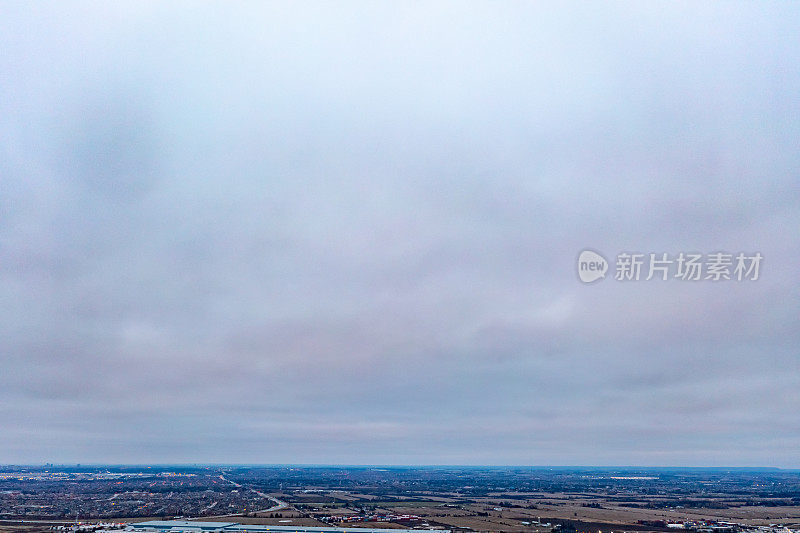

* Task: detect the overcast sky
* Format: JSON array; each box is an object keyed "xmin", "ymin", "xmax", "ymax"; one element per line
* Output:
[{"xmin": 1, "ymin": 2, "xmax": 799, "ymax": 467}]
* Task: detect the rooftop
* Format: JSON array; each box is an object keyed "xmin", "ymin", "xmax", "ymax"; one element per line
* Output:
[{"xmin": 128, "ymin": 520, "xmax": 450, "ymax": 533}]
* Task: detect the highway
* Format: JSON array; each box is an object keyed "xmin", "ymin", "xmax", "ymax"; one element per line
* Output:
[{"xmin": 210, "ymin": 475, "xmax": 288, "ymax": 516}]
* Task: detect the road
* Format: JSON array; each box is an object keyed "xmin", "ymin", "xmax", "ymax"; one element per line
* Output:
[{"xmin": 206, "ymin": 475, "xmax": 288, "ymax": 517}]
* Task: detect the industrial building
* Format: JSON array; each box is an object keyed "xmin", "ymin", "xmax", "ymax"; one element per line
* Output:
[{"xmin": 127, "ymin": 520, "xmax": 450, "ymax": 533}]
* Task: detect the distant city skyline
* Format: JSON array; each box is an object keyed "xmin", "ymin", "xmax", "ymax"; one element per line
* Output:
[
  {"xmin": 1, "ymin": 2, "xmax": 799, "ymax": 466},
  {"xmin": 4, "ymin": 464, "xmax": 800, "ymax": 471}
]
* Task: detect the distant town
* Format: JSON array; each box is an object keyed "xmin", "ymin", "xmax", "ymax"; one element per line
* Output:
[{"xmin": 1, "ymin": 467, "xmax": 800, "ymax": 533}]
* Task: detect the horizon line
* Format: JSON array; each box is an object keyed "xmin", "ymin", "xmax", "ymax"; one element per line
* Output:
[{"xmin": 2, "ymin": 463, "xmax": 797, "ymax": 471}]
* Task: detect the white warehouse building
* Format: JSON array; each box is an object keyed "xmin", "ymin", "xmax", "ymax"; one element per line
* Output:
[{"xmin": 126, "ymin": 520, "xmax": 450, "ymax": 533}]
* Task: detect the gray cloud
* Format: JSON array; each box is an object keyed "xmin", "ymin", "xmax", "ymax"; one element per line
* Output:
[{"xmin": 1, "ymin": 2, "xmax": 799, "ymax": 466}]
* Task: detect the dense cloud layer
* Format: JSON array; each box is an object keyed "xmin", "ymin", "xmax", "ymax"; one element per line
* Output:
[{"xmin": 1, "ymin": 2, "xmax": 799, "ymax": 466}]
